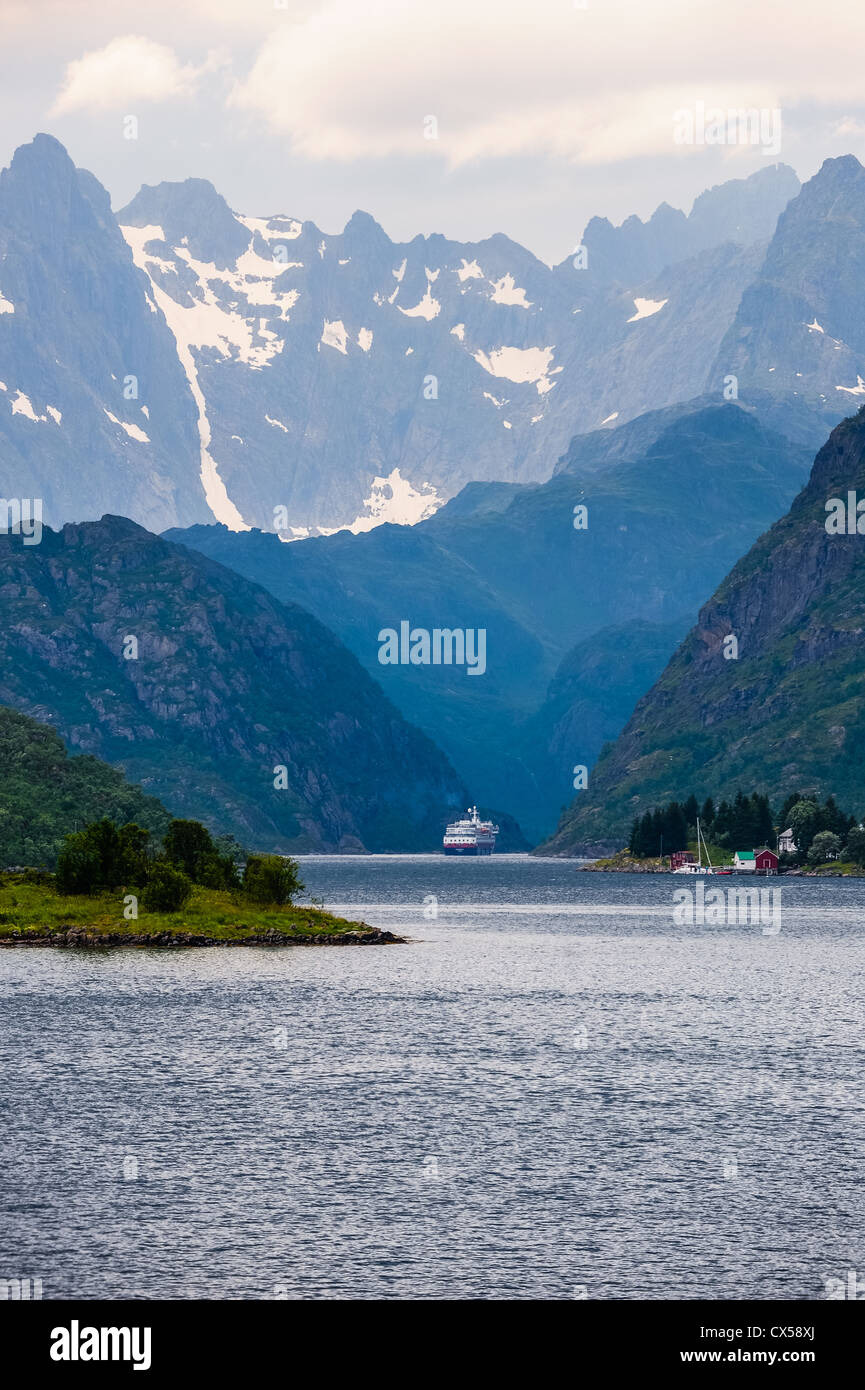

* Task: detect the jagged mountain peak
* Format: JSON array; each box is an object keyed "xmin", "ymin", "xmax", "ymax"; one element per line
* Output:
[
  {"xmin": 0, "ymin": 133, "xmax": 110, "ymax": 241},
  {"xmin": 117, "ymin": 177, "xmax": 251, "ymax": 268},
  {"xmin": 4, "ymin": 132, "xmax": 73, "ymax": 178}
]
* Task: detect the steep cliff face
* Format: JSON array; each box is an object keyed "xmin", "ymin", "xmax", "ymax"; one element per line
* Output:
[
  {"xmin": 710, "ymin": 156, "xmax": 865, "ymax": 406},
  {"xmin": 0, "ymin": 517, "xmax": 470, "ymax": 851},
  {"xmin": 540, "ymin": 407, "xmax": 865, "ymax": 852},
  {"xmin": 0, "ymin": 135, "xmax": 205, "ymax": 532}
]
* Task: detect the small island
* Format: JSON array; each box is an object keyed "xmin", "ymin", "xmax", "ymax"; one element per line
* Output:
[{"xmin": 0, "ymin": 816, "xmax": 403, "ymax": 948}]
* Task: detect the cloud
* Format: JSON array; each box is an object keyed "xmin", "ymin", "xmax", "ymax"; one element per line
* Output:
[
  {"xmin": 51, "ymin": 35, "xmax": 208, "ymax": 114},
  {"xmin": 227, "ymin": 0, "xmax": 865, "ymax": 166}
]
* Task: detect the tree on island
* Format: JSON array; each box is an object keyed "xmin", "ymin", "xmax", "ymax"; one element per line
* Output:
[{"xmin": 52, "ymin": 816, "xmax": 304, "ymax": 911}]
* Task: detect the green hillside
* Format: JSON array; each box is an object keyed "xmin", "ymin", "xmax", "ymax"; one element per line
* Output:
[
  {"xmin": 540, "ymin": 407, "xmax": 865, "ymax": 852},
  {"xmin": 0, "ymin": 705, "xmax": 170, "ymax": 868}
]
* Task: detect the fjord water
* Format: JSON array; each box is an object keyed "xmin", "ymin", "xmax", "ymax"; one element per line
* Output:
[{"xmin": 2, "ymin": 855, "xmax": 863, "ymax": 1301}]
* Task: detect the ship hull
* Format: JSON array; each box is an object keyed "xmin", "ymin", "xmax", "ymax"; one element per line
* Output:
[{"xmin": 443, "ymin": 845, "xmax": 494, "ymax": 856}]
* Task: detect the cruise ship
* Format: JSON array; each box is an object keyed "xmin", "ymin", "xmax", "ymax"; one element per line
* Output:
[{"xmin": 443, "ymin": 806, "xmax": 499, "ymax": 855}]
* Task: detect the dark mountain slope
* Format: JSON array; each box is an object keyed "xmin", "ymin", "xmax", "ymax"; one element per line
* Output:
[
  {"xmin": 0, "ymin": 517, "xmax": 472, "ymax": 852},
  {"xmin": 540, "ymin": 407, "xmax": 865, "ymax": 852}
]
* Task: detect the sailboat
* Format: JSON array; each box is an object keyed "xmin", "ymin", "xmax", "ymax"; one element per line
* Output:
[{"xmin": 672, "ymin": 818, "xmax": 732, "ymax": 874}]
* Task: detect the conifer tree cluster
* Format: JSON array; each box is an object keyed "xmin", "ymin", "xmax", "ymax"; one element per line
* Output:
[{"xmin": 626, "ymin": 790, "xmax": 856, "ymax": 859}]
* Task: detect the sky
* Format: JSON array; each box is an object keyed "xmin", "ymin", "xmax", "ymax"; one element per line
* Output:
[{"xmin": 1, "ymin": 0, "xmax": 864, "ymax": 263}]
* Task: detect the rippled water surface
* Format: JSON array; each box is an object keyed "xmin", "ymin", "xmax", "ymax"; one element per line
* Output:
[{"xmin": 2, "ymin": 855, "xmax": 864, "ymax": 1300}]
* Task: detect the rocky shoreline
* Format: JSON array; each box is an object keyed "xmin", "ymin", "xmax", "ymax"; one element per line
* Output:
[{"xmin": 0, "ymin": 926, "xmax": 406, "ymax": 949}]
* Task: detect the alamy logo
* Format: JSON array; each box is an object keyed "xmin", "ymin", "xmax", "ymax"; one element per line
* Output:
[
  {"xmin": 0, "ymin": 497, "xmax": 42, "ymax": 545},
  {"xmin": 378, "ymin": 622, "xmax": 486, "ymax": 675},
  {"xmin": 825, "ymin": 492, "xmax": 865, "ymax": 534},
  {"xmin": 673, "ymin": 101, "xmax": 782, "ymax": 155},
  {"xmin": 673, "ymin": 881, "xmax": 781, "ymax": 935},
  {"xmin": 50, "ymin": 1320, "xmax": 152, "ymax": 1371},
  {"xmin": 0, "ymin": 1276, "xmax": 42, "ymax": 1299},
  {"xmin": 824, "ymin": 1269, "xmax": 865, "ymax": 1299}
]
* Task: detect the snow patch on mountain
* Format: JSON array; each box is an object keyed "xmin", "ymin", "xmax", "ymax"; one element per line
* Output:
[
  {"xmin": 103, "ymin": 408, "xmax": 150, "ymax": 442},
  {"xmin": 472, "ymin": 344, "xmax": 557, "ymax": 394},
  {"xmin": 321, "ymin": 319, "xmax": 349, "ymax": 353},
  {"xmin": 489, "ymin": 274, "xmax": 533, "ymax": 307},
  {"xmin": 121, "ymin": 223, "xmax": 249, "ymax": 530},
  {"xmin": 457, "ymin": 259, "xmax": 483, "ymax": 281},
  {"xmin": 836, "ymin": 375, "xmax": 865, "ymax": 396},
  {"xmin": 266, "ymin": 414, "xmax": 289, "ymax": 432},
  {"xmin": 628, "ymin": 297, "xmax": 668, "ymax": 323},
  {"xmin": 398, "ymin": 285, "xmax": 441, "ymax": 321},
  {"xmin": 345, "ymin": 468, "xmax": 442, "ymax": 532},
  {"xmin": 9, "ymin": 390, "xmax": 43, "ymax": 421},
  {"xmin": 358, "ymin": 327, "xmax": 373, "ymax": 351},
  {"xmin": 0, "ymin": 292, "xmax": 14, "ymax": 314}
]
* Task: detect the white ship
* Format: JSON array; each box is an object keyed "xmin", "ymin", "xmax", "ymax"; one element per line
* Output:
[{"xmin": 443, "ymin": 806, "xmax": 499, "ymax": 856}]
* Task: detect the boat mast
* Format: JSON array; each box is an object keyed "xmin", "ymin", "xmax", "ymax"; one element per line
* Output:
[{"xmin": 699, "ymin": 818, "xmax": 714, "ymax": 872}]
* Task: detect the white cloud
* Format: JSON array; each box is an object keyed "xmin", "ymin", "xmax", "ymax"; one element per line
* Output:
[
  {"xmin": 226, "ymin": 0, "xmax": 865, "ymax": 166},
  {"xmin": 51, "ymin": 35, "xmax": 207, "ymax": 114}
]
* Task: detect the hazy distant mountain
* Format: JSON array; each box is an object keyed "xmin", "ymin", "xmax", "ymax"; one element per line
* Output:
[
  {"xmin": 709, "ymin": 156, "xmax": 865, "ymax": 408},
  {"xmin": 169, "ymin": 398, "xmax": 814, "ymax": 840},
  {"xmin": 540, "ymin": 406, "xmax": 865, "ymax": 854},
  {"xmin": 564, "ymin": 164, "xmax": 800, "ymax": 288},
  {"xmin": 0, "ymin": 135, "xmax": 203, "ymax": 533},
  {"xmin": 0, "ymin": 133, "xmax": 805, "ymax": 535},
  {"xmin": 0, "ymin": 515, "xmax": 480, "ymax": 852}
]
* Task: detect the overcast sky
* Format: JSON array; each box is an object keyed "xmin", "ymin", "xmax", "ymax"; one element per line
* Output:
[{"xmin": 1, "ymin": 0, "xmax": 864, "ymax": 263}]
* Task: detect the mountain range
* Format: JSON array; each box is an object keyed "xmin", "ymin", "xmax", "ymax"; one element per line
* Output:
[
  {"xmin": 5, "ymin": 135, "xmax": 865, "ymax": 848},
  {"xmin": 1, "ymin": 132, "xmax": 819, "ymax": 538},
  {"xmin": 168, "ymin": 396, "xmax": 816, "ymax": 840}
]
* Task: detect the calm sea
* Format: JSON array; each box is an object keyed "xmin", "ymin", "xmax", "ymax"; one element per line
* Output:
[{"xmin": 1, "ymin": 855, "xmax": 863, "ymax": 1300}]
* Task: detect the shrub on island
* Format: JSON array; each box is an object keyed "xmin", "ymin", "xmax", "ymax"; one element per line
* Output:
[
  {"xmin": 242, "ymin": 855, "xmax": 305, "ymax": 906},
  {"xmin": 142, "ymin": 863, "xmax": 193, "ymax": 913}
]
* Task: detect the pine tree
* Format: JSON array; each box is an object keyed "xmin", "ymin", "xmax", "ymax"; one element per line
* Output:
[
  {"xmin": 663, "ymin": 801, "xmax": 688, "ymax": 852},
  {"xmin": 636, "ymin": 811, "xmax": 653, "ymax": 858},
  {"xmin": 631, "ymin": 811, "xmax": 645, "ymax": 856}
]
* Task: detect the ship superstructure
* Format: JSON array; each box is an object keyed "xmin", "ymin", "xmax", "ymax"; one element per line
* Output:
[{"xmin": 443, "ymin": 806, "xmax": 499, "ymax": 855}]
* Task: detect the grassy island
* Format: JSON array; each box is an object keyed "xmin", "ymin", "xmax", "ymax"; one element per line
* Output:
[
  {"xmin": 0, "ymin": 813, "xmax": 402, "ymax": 947},
  {"xmin": 0, "ymin": 875, "xmax": 400, "ymax": 947}
]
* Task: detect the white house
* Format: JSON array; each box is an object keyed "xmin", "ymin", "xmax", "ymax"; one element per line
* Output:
[
  {"xmin": 777, "ymin": 828, "xmax": 796, "ymax": 855},
  {"xmin": 733, "ymin": 850, "xmax": 756, "ymax": 872}
]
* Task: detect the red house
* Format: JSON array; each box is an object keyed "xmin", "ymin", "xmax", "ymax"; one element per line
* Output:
[
  {"xmin": 670, "ymin": 850, "xmax": 696, "ymax": 869},
  {"xmin": 755, "ymin": 848, "xmax": 778, "ymax": 874}
]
